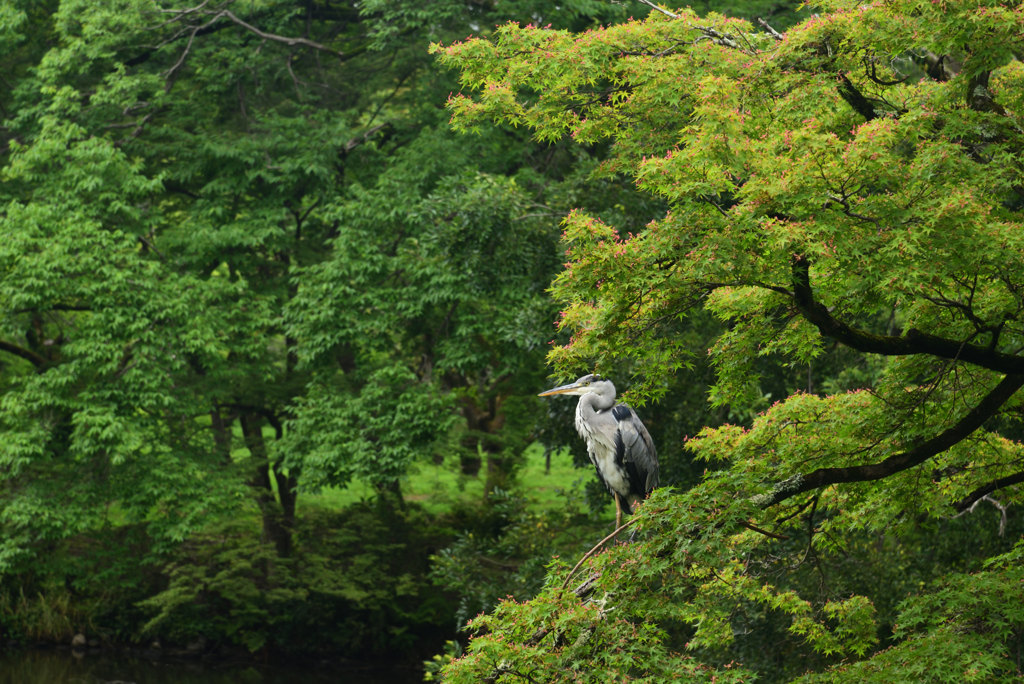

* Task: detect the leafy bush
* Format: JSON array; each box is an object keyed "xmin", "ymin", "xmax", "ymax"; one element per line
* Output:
[
  {"xmin": 0, "ymin": 587, "xmax": 89, "ymax": 644},
  {"xmin": 139, "ymin": 504, "xmax": 456, "ymax": 656}
]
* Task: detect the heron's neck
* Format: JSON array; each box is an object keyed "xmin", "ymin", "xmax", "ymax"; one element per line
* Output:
[{"xmin": 580, "ymin": 391, "xmax": 615, "ymax": 413}]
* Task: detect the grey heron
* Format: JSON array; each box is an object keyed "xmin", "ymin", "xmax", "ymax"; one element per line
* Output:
[{"xmin": 538, "ymin": 374, "xmax": 659, "ymax": 531}]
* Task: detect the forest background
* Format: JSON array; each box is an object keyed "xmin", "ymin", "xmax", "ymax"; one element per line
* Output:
[{"xmin": 0, "ymin": 0, "xmax": 1021, "ymax": 682}]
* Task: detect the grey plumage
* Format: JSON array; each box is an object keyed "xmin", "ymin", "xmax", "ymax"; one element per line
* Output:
[{"xmin": 539, "ymin": 374, "xmax": 659, "ymax": 527}]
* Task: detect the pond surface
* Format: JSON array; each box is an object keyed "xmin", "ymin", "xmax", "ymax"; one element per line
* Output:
[{"xmin": 0, "ymin": 649, "xmax": 423, "ymax": 684}]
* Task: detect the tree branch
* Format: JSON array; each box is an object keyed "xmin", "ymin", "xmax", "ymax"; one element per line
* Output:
[
  {"xmin": 0, "ymin": 340, "xmax": 48, "ymax": 369},
  {"xmin": 738, "ymin": 521, "xmax": 790, "ymax": 540},
  {"xmin": 218, "ymin": 403, "xmax": 283, "ymax": 440},
  {"xmin": 754, "ymin": 372, "xmax": 1024, "ymax": 508},
  {"xmin": 790, "ymin": 256, "xmax": 1024, "ymax": 374},
  {"xmin": 161, "ymin": 14, "xmax": 222, "ymax": 90},
  {"xmin": 220, "ymin": 10, "xmax": 346, "ymax": 58},
  {"xmin": 14, "ymin": 305, "xmax": 90, "ymax": 313},
  {"xmin": 635, "ymin": 0, "xmax": 680, "ymax": 19},
  {"xmin": 757, "ymin": 18, "xmax": 784, "ymax": 41},
  {"xmin": 836, "ymin": 72, "xmax": 878, "ymax": 121},
  {"xmin": 954, "ymin": 470, "xmax": 1024, "ymax": 513},
  {"xmin": 343, "ymin": 122, "xmax": 390, "ymax": 153},
  {"xmin": 562, "ymin": 519, "xmax": 635, "ymax": 589},
  {"xmin": 138, "ymin": 235, "xmax": 166, "ymax": 260}
]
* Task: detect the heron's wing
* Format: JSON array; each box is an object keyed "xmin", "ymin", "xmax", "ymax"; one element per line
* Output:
[
  {"xmin": 611, "ymin": 404, "xmax": 660, "ymax": 495},
  {"xmin": 588, "ymin": 443, "xmax": 614, "ymax": 495},
  {"xmin": 577, "ymin": 424, "xmax": 612, "ymax": 495}
]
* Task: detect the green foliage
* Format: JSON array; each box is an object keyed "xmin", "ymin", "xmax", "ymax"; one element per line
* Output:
[
  {"xmin": 801, "ymin": 551, "xmax": 1024, "ymax": 683},
  {"xmin": 138, "ymin": 504, "xmax": 455, "ymax": 655},
  {"xmin": 430, "ymin": 486, "xmax": 606, "ymax": 627},
  {"xmin": 0, "ymin": 587, "xmax": 90, "ymax": 644},
  {"xmin": 285, "ymin": 367, "xmax": 455, "ymax": 491},
  {"xmin": 424, "ymin": 640, "xmax": 464, "ymax": 682}
]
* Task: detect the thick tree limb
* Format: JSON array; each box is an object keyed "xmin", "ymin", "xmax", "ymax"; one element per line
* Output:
[
  {"xmin": 219, "ymin": 403, "xmax": 283, "ymax": 439},
  {"xmin": 790, "ymin": 256, "xmax": 1024, "ymax": 375},
  {"xmin": 967, "ymin": 71, "xmax": 1005, "ymax": 115},
  {"xmin": 0, "ymin": 340, "xmax": 48, "ymax": 369},
  {"xmin": 954, "ymin": 471, "xmax": 1024, "ymax": 513},
  {"xmin": 837, "ymin": 72, "xmax": 878, "ymax": 121},
  {"xmin": 754, "ymin": 372, "xmax": 1024, "ymax": 508}
]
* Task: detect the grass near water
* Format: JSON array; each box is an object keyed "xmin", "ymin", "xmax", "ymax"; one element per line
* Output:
[{"xmin": 299, "ymin": 443, "xmax": 612, "ymax": 517}]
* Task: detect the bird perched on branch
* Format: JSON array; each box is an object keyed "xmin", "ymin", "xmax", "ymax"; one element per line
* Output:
[{"xmin": 539, "ymin": 374, "xmax": 659, "ymax": 531}]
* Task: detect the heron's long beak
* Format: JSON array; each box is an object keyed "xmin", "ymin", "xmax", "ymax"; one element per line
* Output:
[{"xmin": 538, "ymin": 382, "xmax": 584, "ymax": 397}]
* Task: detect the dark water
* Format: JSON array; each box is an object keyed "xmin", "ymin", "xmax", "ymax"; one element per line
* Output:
[{"xmin": 0, "ymin": 649, "xmax": 423, "ymax": 684}]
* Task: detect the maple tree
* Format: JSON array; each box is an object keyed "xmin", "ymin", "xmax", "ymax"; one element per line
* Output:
[{"xmin": 435, "ymin": 0, "xmax": 1024, "ymax": 681}]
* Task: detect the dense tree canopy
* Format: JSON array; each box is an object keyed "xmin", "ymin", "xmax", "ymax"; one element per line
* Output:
[
  {"xmin": 0, "ymin": 0, "xmax": 628, "ymax": 567},
  {"xmin": 0, "ymin": 0, "xmax": 658, "ymax": 653},
  {"xmin": 435, "ymin": 0, "xmax": 1024, "ymax": 681}
]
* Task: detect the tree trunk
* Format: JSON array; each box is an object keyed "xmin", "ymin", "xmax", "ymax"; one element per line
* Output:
[
  {"xmin": 240, "ymin": 412, "xmax": 293, "ymax": 559},
  {"xmin": 272, "ymin": 465, "xmax": 298, "ymax": 537},
  {"xmin": 485, "ymin": 452, "xmax": 511, "ymax": 495},
  {"xmin": 459, "ymin": 396, "xmax": 512, "ymax": 498},
  {"xmin": 376, "ymin": 477, "xmax": 406, "ymax": 511},
  {"xmin": 210, "ymin": 408, "xmax": 233, "ymax": 464}
]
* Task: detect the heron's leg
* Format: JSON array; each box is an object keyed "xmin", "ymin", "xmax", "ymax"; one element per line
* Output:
[
  {"xmin": 625, "ymin": 495, "xmax": 640, "ymax": 543},
  {"xmin": 614, "ymin": 492, "xmax": 623, "ymax": 535}
]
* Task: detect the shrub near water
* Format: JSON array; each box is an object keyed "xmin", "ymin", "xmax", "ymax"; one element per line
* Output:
[
  {"xmin": 0, "ymin": 588, "xmax": 89, "ymax": 644},
  {"xmin": 0, "ymin": 503, "xmax": 456, "ymax": 657},
  {"xmin": 139, "ymin": 504, "xmax": 455, "ymax": 656}
]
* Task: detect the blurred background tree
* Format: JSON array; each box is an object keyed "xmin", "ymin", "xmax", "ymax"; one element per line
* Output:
[{"xmin": 0, "ymin": 0, "xmax": 663, "ymax": 658}]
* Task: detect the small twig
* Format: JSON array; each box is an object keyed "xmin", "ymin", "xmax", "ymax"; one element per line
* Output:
[
  {"xmin": 790, "ymin": 495, "xmax": 819, "ymax": 570},
  {"xmin": 286, "ymin": 51, "xmax": 304, "ymax": 98},
  {"xmin": 477, "ymin": 555, "xmax": 521, "ymax": 570},
  {"xmin": 701, "ymin": 195, "xmax": 729, "ymax": 217},
  {"xmin": 343, "ymin": 122, "xmax": 389, "ymax": 153},
  {"xmin": 162, "ymin": 13, "xmax": 222, "ymax": 89},
  {"xmin": 137, "ymin": 235, "xmax": 166, "ymax": 260},
  {"xmin": 738, "ymin": 521, "xmax": 790, "ymax": 540},
  {"xmin": 825, "ymin": 193, "xmax": 880, "ymax": 227},
  {"xmin": 863, "ymin": 57, "xmax": 910, "ymax": 86},
  {"xmin": 513, "ymin": 212, "xmax": 561, "ymax": 222},
  {"xmin": 774, "ymin": 497, "xmax": 815, "ymax": 525},
  {"xmin": 115, "ymin": 358, "xmax": 139, "ymax": 378},
  {"xmin": 129, "ymin": 111, "xmax": 156, "ymax": 139},
  {"xmin": 709, "ymin": 567, "xmax": 735, "ymax": 588},
  {"xmin": 147, "ymin": 0, "xmax": 213, "ymax": 30},
  {"xmin": 561, "ymin": 519, "xmax": 635, "ymax": 589}
]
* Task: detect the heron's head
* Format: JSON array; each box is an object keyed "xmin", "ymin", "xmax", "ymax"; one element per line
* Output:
[{"xmin": 538, "ymin": 374, "xmax": 615, "ymax": 399}]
